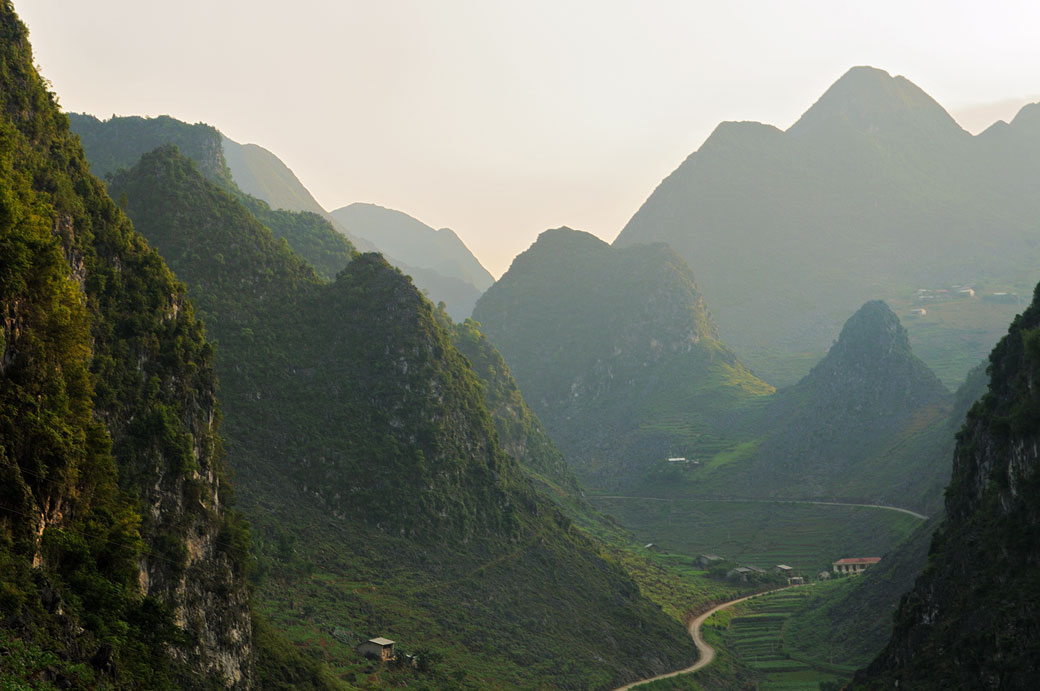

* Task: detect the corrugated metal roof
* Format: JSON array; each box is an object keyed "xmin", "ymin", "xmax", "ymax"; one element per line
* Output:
[{"xmin": 368, "ymin": 637, "xmax": 395, "ymax": 646}]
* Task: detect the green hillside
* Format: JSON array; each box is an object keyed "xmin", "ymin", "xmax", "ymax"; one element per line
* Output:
[
  {"xmin": 107, "ymin": 146, "xmax": 699, "ymax": 689},
  {"xmin": 472, "ymin": 227, "xmax": 773, "ymax": 489},
  {"xmin": 222, "ymin": 137, "xmax": 330, "ymax": 216},
  {"xmin": 691, "ymin": 301, "xmax": 952, "ymax": 514},
  {"xmin": 617, "ymin": 66, "xmax": 1040, "ymax": 386}
]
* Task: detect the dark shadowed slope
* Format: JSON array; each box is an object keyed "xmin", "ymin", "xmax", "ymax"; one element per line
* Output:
[
  {"xmin": 1, "ymin": 6, "xmax": 253, "ymax": 686},
  {"xmin": 854, "ymin": 282, "xmax": 1040, "ymax": 689},
  {"xmin": 108, "ymin": 147, "xmax": 698, "ymax": 689}
]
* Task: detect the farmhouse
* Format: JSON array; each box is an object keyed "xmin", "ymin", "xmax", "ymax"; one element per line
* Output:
[
  {"xmin": 726, "ymin": 566, "xmax": 753, "ymax": 582},
  {"xmin": 357, "ymin": 637, "xmax": 395, "ymax": 661},
  {"xmin": 832, "ymin": 557, "xmax": 881, "ymax": 575},
  {"xmin": 773, "ymin": 564, "xmax": 793, "ymax": 575},
  {"xmin": 697, "ymin": 554, "xmax": 724, "ymax": 567},
  {"xmin": 787, "ymin": 576, "xmax": 805, "ymax": 585}
]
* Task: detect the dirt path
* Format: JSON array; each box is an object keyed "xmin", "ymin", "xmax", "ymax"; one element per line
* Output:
[
  {"xmin": 613, "ymin": 588, "xmax": 788, "ymax": 690},
  {"xmin": 593, "ymin": 495, "xmax": 928, "ymax": 520}
]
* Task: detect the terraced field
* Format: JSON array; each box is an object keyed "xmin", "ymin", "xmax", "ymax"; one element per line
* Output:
[
  {"xmin": 589, "ymin": 496, "xmax": 921, "ymax": 575},
  {"xmin": 710, "ymin": 587, "xmax": 850, "ymax": 689}
]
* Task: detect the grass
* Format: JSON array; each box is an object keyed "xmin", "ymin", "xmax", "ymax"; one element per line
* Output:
[
  {"xmin": 889, "ymin": 293, "xmax": 1021, "ymax": 389},
  {"xmin": 705, "ymin": 440, "xmax": 760, "ymax": 470},
  {"xmin": 587, "ymin": 497, "xmax": 921, "ymax": 577}
]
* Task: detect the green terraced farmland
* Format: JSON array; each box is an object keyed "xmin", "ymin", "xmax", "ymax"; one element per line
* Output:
[
  {"xmin": 589, "ymin": 496, "xmax": 922, "ymax": 575},
  {"xmin": 707, "ymin": 588, "xmax": 849, "ymax": 690}
]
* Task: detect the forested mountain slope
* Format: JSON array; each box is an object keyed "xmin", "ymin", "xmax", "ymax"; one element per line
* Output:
[
  {"xmin": 107, "ymin": 147, "xmax": 697, "ymax": 689},
  {"xmin": 617, "ymin": 66, "xmax": 1040, "ymax": 382},
  {"xmin": 0, "ymin": 5, "xmax": 252, "ymax": 686},
  {"xmin": 854, "ymin": 282, "xmax": 1040, "ymax": 689},
  {"xmin": 472, "ymin": 228, "xmax": 773, "ymax": 488}
]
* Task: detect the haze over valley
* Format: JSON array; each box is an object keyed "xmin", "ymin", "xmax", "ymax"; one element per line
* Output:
[{"xmin": 4, "ymin": 2, "xmax": 1040, "ymax": 689}]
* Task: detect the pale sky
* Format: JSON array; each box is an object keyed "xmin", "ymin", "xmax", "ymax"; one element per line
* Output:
[{"xmin": 17, "ymin": 1, "xmax": 1040, "ymax": 277}]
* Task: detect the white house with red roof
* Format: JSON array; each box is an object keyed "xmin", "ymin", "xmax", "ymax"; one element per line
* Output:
[{"xmin": 832, "ymin": 557, "xmax": 881, "ymax": 575}]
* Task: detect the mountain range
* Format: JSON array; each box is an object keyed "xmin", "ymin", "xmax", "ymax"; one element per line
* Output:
[
  {"xmin": 68, "ymin": 113, "xmax": 492, "ymax": 320},
  {"xmin": 104, "ymin": 145, "xmax": 698, "ymax": 689},
  {"xmin": 617, "ymin": 66, "xmax": 1040, "ymax": 385}
]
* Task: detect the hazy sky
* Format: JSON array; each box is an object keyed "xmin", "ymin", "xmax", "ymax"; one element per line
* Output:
[{"xmin": 17, "ymin": 1, "xmax": 1040, "ymax": 277}]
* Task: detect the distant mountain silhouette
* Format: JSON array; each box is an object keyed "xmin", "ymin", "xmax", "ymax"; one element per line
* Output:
[
  {"xmin": 331, "ymin": 203, "xmax": 494, "ymax": 317},
  {"xmin": 617, "ymin": 66, "xmax": 1040, "ymax": 381},
  {"xmin": 473, "ymin": 228, "xmax": 772, "ymax": 487}
]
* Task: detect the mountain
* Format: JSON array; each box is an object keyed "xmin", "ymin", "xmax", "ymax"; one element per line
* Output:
[
  {"xmin": 222, "ymin": 137, "xmax": 330, "ymax": 217},
  {"xmin": 68, "ymin": 114, "xmax": 488, "ymax": 317},
  {"xmin": 68, "ymin": 113, "xmax": 360, "ymax": 282},
  {"xmin": 331, "ymin": 202, "xmax": 494, "ymax": 319},
  {"xmin": 69, "ymin": 112, "xmax": 232, "ymax": 182},
  {"xmin": 0, "ymin": 6, "xmax": 254, "ymax": 687},
  {"xmin": 107, "ymin": 146, "xmax": 698, "ymax": 689},
  {"xmin": 472, "ymin": 228, "xmax": 774, "ymax": 487},
  {"xmin": 436, "ymin": 311, "xmax": 585, "ymax": 509},
  {"xmin": 854, "ymin": 282, "xmax": 1040, "ymax": 689},
  {"xmin": 616, "ymin": 66, "xmax": 1040, "ymax": 384},
  {"xmin": 724, "ymin": 301, "xmax": 952, "ymax": 512},
  {"xmin": 780, "ymin": 361, "xmax": 989, "ymax": 671}
]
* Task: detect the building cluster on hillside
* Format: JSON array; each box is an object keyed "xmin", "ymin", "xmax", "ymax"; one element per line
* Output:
[{"xmin": 915, "ymin": 285, "xmax": 976, "ymax": 304}]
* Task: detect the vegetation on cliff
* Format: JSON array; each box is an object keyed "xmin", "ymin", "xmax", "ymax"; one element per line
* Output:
[
  {"xmin": 472, "ymin": 228, "xmax": 773, "ymax": 488},
  {"xmin": 854, "ymin": 282, "xmax": 1040, "ymax": 688},
  {"xmin": 0, "ymin": 4, "xmax": 253, "ymax": 686},
  {"xmin": 106, "ymin": 146, "xmax": 699, "ymax": 689}
]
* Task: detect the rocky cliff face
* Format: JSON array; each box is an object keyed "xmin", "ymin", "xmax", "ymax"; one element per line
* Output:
[
  {"xmin": 854, "ymin": 284, "xmax": 1040, "ymax": 688},
  {"xmin": 0, "ymin": 4, "xmax": 252, "ymax": 686}
]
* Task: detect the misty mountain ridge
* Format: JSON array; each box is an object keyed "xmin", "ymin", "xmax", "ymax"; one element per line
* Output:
[
  {"xmin": 787, "ymin": 65, "xmax": 967, "ymax": 141},
  {"xmin": 68, "ymin": 113, "xmax": 492, "ymax": 319},
  {"xmin": 330, "ymin": 202, "xmax": 494, "ymax": 319},
  {"xmin": 473, "ymin": 227, "xmax": 773, "ymax": 487},
  {"xmin": 618, "ymin": 65, "xmax": 1040, "ymax": 385}
]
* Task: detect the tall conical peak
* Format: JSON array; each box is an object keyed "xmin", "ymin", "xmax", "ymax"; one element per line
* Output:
[
  {"xmin": 788, "ymin": 66, "xmax": 963, "ymax": 138},
  {"xmin": 833, "ymin": 299, "xmax": 912, "ymax": 360},
  {"xmin": 801, "ymin": 300, "xmax": 947, "ymax": 401}
]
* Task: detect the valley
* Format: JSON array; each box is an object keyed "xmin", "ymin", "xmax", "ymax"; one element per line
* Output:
[{"xmin": 4, "ymin": 2, "xmax": 1040, "ymax": 689}]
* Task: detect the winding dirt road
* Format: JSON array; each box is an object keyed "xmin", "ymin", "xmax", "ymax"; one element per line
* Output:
[{"xmin": 613, "ymin": 588, "xmax": 787, "ymax": 690}]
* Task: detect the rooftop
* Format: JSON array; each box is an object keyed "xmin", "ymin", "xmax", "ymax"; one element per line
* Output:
[
  {"xmin": 834, "ymin": 557, "xmax": 881, "ymax": 565},
  {"xmin": 368, "ymin": 637, "xmax": 395, "ymax": 646}
]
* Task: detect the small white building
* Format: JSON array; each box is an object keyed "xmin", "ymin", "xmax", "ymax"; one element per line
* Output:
[
  {"xmin": 358, "ymin": 637, "xmax": 395, "ymax": 661},
  {"xmin": 832, "ymin": 557, "xmax": 881, "ymax": 575}
]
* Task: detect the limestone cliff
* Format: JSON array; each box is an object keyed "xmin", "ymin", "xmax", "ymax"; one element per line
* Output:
[{"xmin": 854, "ymin": 284, "xmax": 1040, "ymax": 688}]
